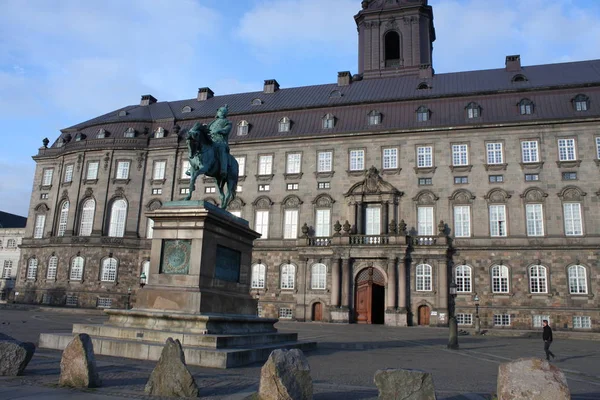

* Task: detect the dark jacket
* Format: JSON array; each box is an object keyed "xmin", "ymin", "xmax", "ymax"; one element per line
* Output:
[{"xmin": 543, "ymin": 325, "xmax": 553, "ymax": 342}]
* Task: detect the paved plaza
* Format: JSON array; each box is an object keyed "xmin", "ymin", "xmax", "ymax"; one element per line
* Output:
[{"xmin": 1, "ymin": 308, "xmax": 599, "ymax": 399}]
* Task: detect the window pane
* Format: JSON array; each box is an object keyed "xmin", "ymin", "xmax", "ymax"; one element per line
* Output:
[
  {"xmin": 417, "ymin": 146, "xmax": 432, "ymax": 167},
  {"xmin": 286, "ymin": 153, "xmax": 301, "ymax": 174},
  {"xmin": 235, "ymin": 156, "xmax": 245, "ymax": 176},
  {"xmin": 526, "ymin": 204, "xmax": 544, "ymax": 236},
  {"xmin": 349, "ymin": 150, "xmax": 365, "ymax": 171},
  {"xmin": 108, "ymin": 199, "xmax": 127, "ymax": 237},
  {"xmin": 87, "ymin": 162, "xmax": 99, "ymax": 180},
  {"xmin": 417, "ymin": 207, "xmax": 434, "ymax": 236},
  {"xmin": 558, "ymin": 138, "xmax": 576, "ymax": 161},
  {"xmin": 255, "ymin": 210, "xmax": 269, "ymax": 239},
  {"xmin": 153, "ymin": 161, "xmax": 166, "ymax": 180},
  {"xmin": 284, "ymin": 209, "xmax": 298, "ymax": 239},
  {"xmin": 489, "ymin": 205, "xmax": 507, "ymax": 237},
  {"xmin": 454, "ymin": 206, "xmax": 471, "ymax": 237},
  {"xmin": 486, "ymin": 143, "xmax": 503, "ymax": 164},
  {"xmin": 365, "ymin": 206, "xmax": 381, "ymax": 235},
  {"xmin": 64, "ymin": 165, "xmax": 74, "ymax": 183},
  {"xmin": 34, "ymin": 214, "xmax": 46, "ymax": 239},
  {"xmin": 259, "ymin": 155, "xmax": 273, "ymax": 175},
  {"xmin": 383, "ymin": 148, "xmax": 398, "ymax": 169},
  {"xmin": 316, "ymin": 209, "xmax": 331, "ymax": 237},
  {"xmin": 116, "ymin": 161, "xmax": 130, "ymax": 179},
  {"xmin": 563, "ymin": 203, "xmax": 582, "ymax": 236},
  {"xmin": 452, "ymin": 145, "xmax": 468, "ymax": 166},
  {"xmin": 318, "ymin": 151, "xmax": 332, "ymax": 172},
  {"xmin": 42, "ymin": 169, "xmax": 54, "ymax": 186},
  {"xmin": 521, "ymin": 141, "xmax": 539, "ymax": 163}
]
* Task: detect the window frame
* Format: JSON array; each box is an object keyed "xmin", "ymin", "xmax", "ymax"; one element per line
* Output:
[
  {"xmin": 42, "ymin": 168, "xmax": 54, "ymax": 187},
  {"xmin": 349, "ymin": 149, "xmax": 365, "ymax": 171},
  {"xmin": 416, "ymin": 146, "xmax": 433, "ymax": 168},
  {"xmin": 489, "ymin": 204, "xmax": 507, "ymax": 237},
  {"xmin": 251, "ymin": 263, "xmax": 266, "ymax": 289},
  {"xmin": 568, "ymin": 265, "xmax": 588, "ymax": 294},
  {"xmin": 70, "ymin": 256, "xmax": 85, "ymax": 281},
  {"xmin": 416, "ymin": 263, "xmax": 433, "ymax": 291},
  {"xmin": 108, "ymin": 199, "xmax": 127, "ymax": 237},
  {"xmin": 451, "ymin": 144, "xmax": 469, "ymax": 166},
  {"xmin": 86, "ymin": 161, "xmax": 99, "ymax": 181},
  {"xmin": 317, "ymin": 150, "xmax": 333, "ymax": 173},
  {"xmin": 286, "ymin": 152, "xmax": 302, "ymax": 174},
  {"xmin": 455, "ymin": 265, "xmax": 472, "ymax": 293},
  {"xmin": 453, "ymin": 205, "xmax": 471, "ymax": 238},
  {"xmin": 283, "ymin": 209, "xmax": 299, "ymax": 239},
  {"xmin": 491, "ymin": 265, "xmax": 510, "ymax": 293},
  {"xmin": 557, "ymin": 138, "xmax": 577, "ymax": 162},
  {"xmin": 525, "ymin": 203, "xmax": 544, "ymax": 237},
  {"xmin": 315, "ymin": 209, "xmax": 331, "ymax": 237},
  {"xmin": 57, "ymin": 200, "xmax": 70, "ymax": 237},
  {"xmin": 278, "ymin": 117, "xmax": 291, "ymax": 132},
  {"xmin": 63, "ymin": 164, "xmax": 74, "ymax": 183},
  {"xmin": 521, "ymin": 140, "xmax": 539, "ymax": 163},
  {"xmin": 563, "ymin": 202, "xmax": 583, "ymax": 236},
  {"xmin": 100, "ymin": 258, "xmax": 118, "ymax": 282},
  {"xmin": 258, "ymin": 154, "xmax": 274, "ymax": 176},
  {"xmin": 382, "ymin": 147, "xmax": 398, "ymax": 170},
  {"xmin": 486, "ymin": 142, "xmax": 504, "ymax": 165},
  {"xmin": 152, "ymin": 160, "xmax": 167, "ymax": 181},
  {"xmin": 254, "ymin": 210, "xmax": 269, "ymax": 239},
  {"xmin": 311, "ymin": 263, "xmax": 327, "ymax": 290},
  {"xmin": 280, "ymin": 263, "xmax": 296, "ymax": 290},
  {"xmin": 34, "ymin": 214, "xmax": 46, "ymax": 239},
  {"xmin": 26, "ymin": 258, "xmax": 38, "ymax": 280},
  {"xmin": 115, "ymin": 160, "xmax": 131, "ymax": 180},
  {"xmin": 417, "ymin": 206, "xmax": 434, "ymax": 236},
  {"xmin": 529, "ymin": 264, "xmax": 548, "ymax": 294}
]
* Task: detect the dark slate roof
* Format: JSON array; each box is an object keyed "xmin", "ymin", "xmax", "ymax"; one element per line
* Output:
[{"xmin": 0, "ymin": 211, "xmax": 27, "ymax": 228}]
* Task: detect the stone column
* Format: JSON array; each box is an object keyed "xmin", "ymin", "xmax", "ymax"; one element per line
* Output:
[
  {"xmin": 386, "ymin": 258, "xmax": 396, "ymax": 310},
  {"xmin": 398, "ymin": 257, "xmax": 407, "ymax": 310},
  {"xmin": 330, "ymin": 258, "xmax": 340, "ymax": 307},
  {"xmin": 341, "ymin": 258, "xmax": 351, "ymax": 308}
]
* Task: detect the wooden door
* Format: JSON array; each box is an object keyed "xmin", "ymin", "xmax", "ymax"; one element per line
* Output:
[
  {"xmin": 312, "ymin": 302, "xmax": 323, "ymax": 321},
  {"xmin": 356, "ymin": 281, "xmax": 372, "ymax": 323},
  {"xmin": 418, "ymin": 305, "xmax": 430, "ymax": 326}
]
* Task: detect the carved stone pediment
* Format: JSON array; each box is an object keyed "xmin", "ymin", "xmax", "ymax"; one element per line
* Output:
[{"xmin": 344, "ymin": 166, "xmax": 402, "ymax": 198}]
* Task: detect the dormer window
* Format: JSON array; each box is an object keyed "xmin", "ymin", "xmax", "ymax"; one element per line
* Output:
[
  {"xmin": 124, "ymin": 127, "xmax": 136, "ymax": 138},
  {"xmin": 329, "ymin": 90, "xmax": 342, "ymax": 98},
  {"xmin": 417, "ymin": 82, "xmax": 430, "ymax": 90},
  {"xmin": 154, "ymin": 127, "xmax": 165, "ymax": 138},
  {"xmin": 368, "ymin": 110, "xmax": 381, "ymax": 126},
  {"xmin": 237, "ymin": 120, "xmax": 249, "ymax": 136},
  {"xmin": 416, "ymin": 106, "xmax": 430, "ymax": 122},
  {"xmin": 56, "ymin": 139, "xmax": 66, "ymax": 148},
  {"xmin": 322, "ymin": 114, "xmax": 335, "ymax": 129},
  {"xmin": 512, "ymin": 74, "xmax": 528, "ymax": 83},
  {"xmin": 181, "ymin": 105, "xmax": 192, "ymax": 113},
  {"xmin": 518, "ymin": 99, "xmax": 534, "ymax": 115},
  {"xmin": 252, "ymin": 98, "xmax": 263, "ymax": 106},
  {"xmin": 118, "ymin": 110, "xmax": 127, "ymax": 117},
  {"xmin": 466, "ymin": 102, "xmax": 481, "ymax": 119},
  {"xmin": 573, "ymin": 94, "xmax": 589, "ymax": 112},
  {"xmin": 279, "ymin": 117, "xmax": 291, "ymax": 132},
  {"xmin": 75, "ymin": 133, "xmax": 86, "ymax": 141},
  {"xmin": 97, "ymin": 128, "xmax": 107, "ymax": 139}
]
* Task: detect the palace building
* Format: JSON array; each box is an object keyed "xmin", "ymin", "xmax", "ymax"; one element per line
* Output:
[{"xmin": 15, "ymin": 0, "xmax": 600, "ymax": 331}]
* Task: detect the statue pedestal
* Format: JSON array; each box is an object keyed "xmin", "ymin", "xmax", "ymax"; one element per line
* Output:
[{"xmin": 40, "ymin": 201, "xmax": 316, "ymax": 368}]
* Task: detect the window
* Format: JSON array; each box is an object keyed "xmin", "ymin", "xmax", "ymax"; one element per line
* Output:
[
  {"xmin": 466, "ymin": 103, "xmax": 480, "ymax": 119},
  {"xmin": 322, "ymin": 114, "xmax": 334, "ymax": 129},
  {"xmin": 124, "ymin": 127, "xmax": 136, "ymax": 137},
  {"xmin": 533, "ymin": 315, "xmax": 550, "ymax": 328},
  {"xmin": 491, "ymin": 265, "xmax": 509, "ymax": 293},
  {"xmin": 311, "ymin": 263, "xmax": 326, "ymax": 289},
  {"xmin": 152, "ymin": 188, "xmax": 162, "ymax": 195},
  {"xmin": 57, "ymin": 201, "xmax": 69, "ymax": 237},
  {"xmin": 286, "ymin": 153, "xmax": 301, "ymax": 174},
  {"xmin": 180, "ymin": 188, "xmax": 189, "ymax": 195},
  {"xmin": 573, "ymin": 94, "xmax": 589, "ymax": 111},
  {"xmin": 153, "ymin": 161, "xmax": 166, "ymax": 180},
  {"xmin": 382, "ymin": 148, "xmax": 398, "ymax": 169},
  {"xmin": 251, "ymin": 264, "xmax": 266, "ymax": 289},
  {"xmin": 47, "ymin": 256, "xmax": 58, "ymax": 280},
  {"xmin": 42, "ymin": 168, "xmax": 54, "ymax": 186},
  {"xmin": 281, "ymin": 264, "xmax": 295, "ymax": 289},
  {"xmin": 101, "ymin": 258, "xmax": 117, "ymax": 282},
  {"xmin": 416, "ymin": 264, "xmax": 432, "ymax": 291},
  {"xmin": 317, "ymin": 151, "xmax": 333, "ymax": 172},
  {"xmin": 2, "ymin": 260, "xmax": 13, "ymax": 278},
  {"xmin": 284, "ymin": 209, "xmax": 298, "ymax": 239},
  {"xmin": 6, "ymin": 239, "xmax": 16, "ymax": 249},
  {"xmin": 489, "ymin": 175, "xmax": 504, "ymax": 183},
  {"xmin": 519, "ymin": 99, "xmax": 533, "ymax": 115},
  {"xmin": 70, "ymin": 257, "xmax": 84, "ymax": 280},
  {"xmin": 87, "ymin": 162, "xmax": 99, "ymax": 180},
  {"xmin": 237, "ymin": 120, "xmax": 249, "ymax": 136},
  {"xmin": 417, "ymin": 146, "xmax": 432, "ymax": 168},
  {"xmin": 486, "ymin": 143, "xmax": 503, "ymax": 164},
  {"xmin": 573, "ymin": 316, "xmax": 592, "ymax": 329},
  {"xmin": 66, "ymin": 295, "xmax": 78, "ymax": 306},
  {"xmin": 494, "ymin": 314, "xmax": 511, "ymax": 326},
  {"xmin": 142, "ymin": 261, "xmax": 150, "ymax": 285},
  {"xmin": 526, "ymin": 204, "xmax": 544, "ymax": 236},
  {"xmin": 34, "ymin": 214, "xmax": 46, "ymax": 239},
  {"xmin": 252, "ymin": 98, "xmax": 263, "ymax": 106},
  {"xmin": 558, "ymin": 138, "xmax": 576, "ymax": 161},
  {"xmin": 525, "ymin": 174, "xmax": 539, "ymax": 181},
  {"xmin": 154, "ymin": 127, "xmax": 165, "ymax": 138},
  {"xmin": 287, "ymin": 183, "xmax": 299, "ymax": 191},
  {"xmin": 97, "ymin": 128, "xmax": 107, "ymax": 138},
  {"xmin": 79, "ymin": 199, "xmax": 95, "ymax": 236},
  {"xmin": 562, "ymin": 172, "xmax": 577, "ymax": 181},
  {"xmin": 279, "ymin": 117, "xmax": 291, "ymax": 132},
  {"xmin": 416, "ymin": 106, "xmax": 429, "ymax": 122},
  {"xmin": 454, "ymin": 206, "xmax": 471, "ymax": 237},
  {"xmin": 368, "ymin": 110, "xmax": 381, "ymax": 125},
  {"xmin": 454, "ymin": 176, "xmax": 468, "ymax": 184},
  {"xmin": 279, "ymin": 308, "xmax": 293, "ymax": 319},
  {"xmin": 596, "ymin": 137, "xmax": 600, "ymax": 159},
  {"xmin": 563, "ymin": 203, "xmax": 583, "ymax": 236},
  {"xmin": 146, "ymin": 218, "xmax": 154, "ymax": 239},
  {"xmin": 258, "ymin": 155, "xmax": 273, "ymax": 175},
  {"xmin": 97, "ymin": 298, "xmax": 113, "ymax": 308},
  {"xmin": 418, "ymin": 178, "xmax": 432, "ymax": 186},
  {"xmin": 349, "ymin": 149, "xmax": 365, "ymax": 171},
  {"xmin": 529, "ymin": 265, "xmax": 547, "ymax": 294},
  {"xmin": 258, "ymin": 184, "xmax": 270, "ymax": 192},
  {"xmin": 27, "ymin": 258, "xmax": 38, "ymax": 280},
  {"xmin": 568, "ymin": 265, "xmax": 587, "ymax": 294},
  {"xmin": 456, "ymin": 313, "xmax": 473, "ymax": 325},
  {"xmin": 64, "ymin": 165, "xmax": 74, "ymax": 183},
  {"xmin": 116, "ymin": 161, "xmax": 130, "ymax": 179},
  {"xmin": 205, "ymin": 187, "xmax": 216, "ymax": 194},
  {"xmin": 455, "ymin": 265, "xmax": 471, "ymax": 292},
  {"xmin": 316, "ymin": 209, "xmax": 331, "ymax": 237},
  {"xmin": 365, "ymin": 206, "xmax": 381, "ymax": 235},
  {"xmin": 318, "ymin": 182, "xmax": 330, "ymax": 189},
  {"xmin": 255, "ymin": 210, "xmax": 269, "ymax": 239},
  {"xmin": 108, "ymin": 199, "xmax": 127, "ymax": 237},
  {"xmin": 235, "ymin": 156, "xmax": 246, "ymax": 176},
  {"xmin": 452, "ymin": 144, "xmax": 469, "ymax": 166},
  {"xmin": 181, "ymin": 160, "xmax": 190, "ymax": 179},
  {"xmin": 417, "ymin": 206, "xmax": 434, "ymax": 236},
  {"xmin": 257, "ymin": 304, "xmax": 263, "ymax": 317},
  {"xmin": 40, "ymin": 193, "xmax": 49, "ymax": 200},
  {"xmin": 521, "ymin": 141, "xmax": 539, "ymax": 163},
  {"xmin": 489, "ymin": 205, "xmax": 507, "ymax": 237}
]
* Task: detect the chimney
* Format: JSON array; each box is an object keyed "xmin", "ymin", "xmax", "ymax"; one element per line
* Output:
[
  {"xmin": 505, "ymin": 55, "xmax": 521, "ymax": 72},
  {"xmin": 197, "ymin": 87, "xmax": 214, "ymax": 101},
  {"xmin": 140, "ymin": 95, "xmax": 157, "ymax": 106},
  {"xmin": 337, "ymin": 71, "xmax": 352, "ymax": 86},
  {"xmin": 419, "ymin": 64, "xmax": 434, "ymax": 79},
  {"xmin": 263, "ymin": 79, "xmax": 280, "ymax": 94}
]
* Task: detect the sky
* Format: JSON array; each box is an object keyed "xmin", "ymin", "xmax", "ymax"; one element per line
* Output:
[{"xmin": 1, "ymin": 0, "xmax": 600, "ymax": 217}]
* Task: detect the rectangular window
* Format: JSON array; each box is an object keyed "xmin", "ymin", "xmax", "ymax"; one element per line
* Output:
[
  {"xmin": 42, "ymin": 168, "xmax": 54, "ymax": 186},
  {"xmin": 66, "ymin": 295, "xmax": 78, "ymax": 307},
  {"xmin": 365, "ymin": 206, "xmax": 381, "ymax": 235},
  {"xmin": 40, "ymin": 193, "xmax": 49, "ymax": 200},
  {"xmin": 596, "ymin": 137, "xmax": 600, "ymax": 159},
  {"xmin": 521, "ymin": 141, "xmax": 539, "ymax": 163},
  {"xmin": 454, "ymin": 176, "xmax": 468, "ymax": 184},
  {"xmin": 456, "ymin": 313, "xmax": 473, "ymax": 326},
  {"xmin": 283, "ymin": 209, "xmax": 299, "ymax": 239},
  {"xmin": 64, "ymin": 164, "xmax": 74, "ymax": 183},
  {"xmin": 417, "ymin": 146, "xmax": 433, "ymax": 168},
  {"xmin": 562, "ymin": 172, "xmax": 577, "ymax": 180},
  {"xmin": 152, "ymin": 188, "xmax": 162, "ymax": 195},
  {"xmin": 525, "ymin": 174, "xmax": 539, "ymax": 181},
  {"xmin": 258, "ymin": 155, "xmax": 273, "ymax": 175},
  {"xmin": 349, "ymin": 149, "xmax": 365, "ymax": 171},
  {"xmin": 493, "ymin": 314, "xmax": 511, "ymax": 326},
  {"xmin": 317, "ymin": 151, "xmax": 333, "ymax": 172},
  {"xmin": 526, "ymin": 204, "xmax": 544, "ymax": 236},
  {"xmin": 180, "ymin": 188, "xmax": 190, "ymax": 195},
  {"xmin": 204, "ymin": 187, "xmax": 216, "ymax": 194},
  {"xmin": 153, "ymin": 161, "xmax": 166, "ymax": 180},
  {"xmin": 454, "ymin": 206, "xmax": 471, "ymax": 238},
  {"xmin": 573, "ymin": 316, "xmax": 592, "ymax": 329},
  {"xmin": 318, "ymin": 182, "xmax": 330, "ymax": 189},
  {"xmin": 235, "ymin": 156, "xmax": 246, "ymax": 176},
  {"xmin": 181, "ymin": 160, "xmax": 190, "ymax": 179},
  {"xmin": 486, "ymin": 143, "xmax": 503, "ymax": 164},
  {"xmin": 34, "ymin": 215, "xmax": 46, "ymax": 239},
  {"xmin": 116, "ymin": 161, "xmax": 130, "ymax": 179},
  {"xmin": 489, "ymin": 175, "xmax": 504, "ymax": 183},
  {"xmin": 97, "ymin": 298, "xmax": 113, "ymax": 308},
  {"xmin": 418, "ymin": 178, "xmax": 432, "ymax": 186},
  {"xmin": 258, "ymin": 184, "xmax": 270, "ymax": 192},
  {"xmin": 87, "ymin": 162, "xmax": 99, "ymax": 180},
  {"xmin": 316, "ymin": 209, "xmax": 331, "ymax": 237},
  {"xmin": 382, "ymin": 148, "xmax": 398, "ymax": 169},
  {"xmin": 558, "ymin": 138, "xmax": 576, "ymax": 161},
  {"xmin": 255, "ymin": 210, "xmax": 269, "ymax": 239},
  {"xmin": 287, "ymin": 183, "xmax": 299, "ymax": 191},
  {"xmin": 533, "ymin": 315, "xmax": 550, "ymax": 328},
  {"xmin": 452, "ymin": 144, "xmax": 469, "ymax": 166},
  {"xmin": 417, "ymin": 206, "xmax": 434, "ymax": 236},
  {"xmin": 146, "ymin": 218, "xmax": 154, "ymax": 239},
  {"xmin": 286, "ymin": 153, "xmax": 302, "ymax": 174},
  {"xmin": 489, "ymin": 205, "xmax": 507, "ymax": 237},
  {"xmin": 563, "ymin": 203, "xmax": 583, "ymax": 236},
  {"xmin": 279, "ymin": 308, "xmax": 293, "ymax": 319}
]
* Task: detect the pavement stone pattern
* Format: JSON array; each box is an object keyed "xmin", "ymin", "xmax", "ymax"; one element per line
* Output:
[{"xmin": 1, "ymin": 309, "xmax": 600, "ymax": 399}]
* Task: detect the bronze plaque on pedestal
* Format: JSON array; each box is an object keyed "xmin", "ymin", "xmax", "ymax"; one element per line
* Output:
[{"xmin": 160, "ymin": 239, "xmax": 192, "ymax": 274}]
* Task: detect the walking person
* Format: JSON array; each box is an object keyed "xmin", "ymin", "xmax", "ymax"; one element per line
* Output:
[{"xmin": 542, "ymin": 320, "xmax": 555, "ymax": 361}]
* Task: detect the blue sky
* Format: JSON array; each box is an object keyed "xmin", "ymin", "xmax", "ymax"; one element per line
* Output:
[{"xmin": 1, "ymin": 0, "xmax": 600, "ymax": 217}]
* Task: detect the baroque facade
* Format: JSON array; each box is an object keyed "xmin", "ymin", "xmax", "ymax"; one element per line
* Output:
[{"xmin": 15, "ymin": 0, "xmax": 600, "ymax": 331}]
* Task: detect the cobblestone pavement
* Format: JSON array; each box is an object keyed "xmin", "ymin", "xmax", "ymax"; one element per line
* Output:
[{"xmin": 1, "ymin": 309, "xmax": 600, "ymax": 399}]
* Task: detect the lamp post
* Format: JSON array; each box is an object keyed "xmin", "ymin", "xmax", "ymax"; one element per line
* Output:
[
  {"xmin": 139, "ymin": 272, "xmax": 147, "ymax": 288},
  {"xmin": 447, "ymin": 281, "xmax": 459, "ymax": 350},
  {"xmin": 474, "ymin": 293, "xmax": 480, "ymax": 334},
  {"xmin": 126, "ymin": 287, "xmax": 132, "ymax": 310}
]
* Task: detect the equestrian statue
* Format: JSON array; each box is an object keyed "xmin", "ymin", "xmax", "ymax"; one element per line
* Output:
[{"xmin": 184, "ymin": 104, "xmax": 239, "ymax": 209}]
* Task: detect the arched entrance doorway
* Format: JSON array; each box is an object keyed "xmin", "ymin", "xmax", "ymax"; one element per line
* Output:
[
  {"xmin": 355, "ymin": 267, "xmax": 385, "ymax": 324},
  {"xmin": 418, "ymin": 305, "xmax": 431, "ymax": 326},
  {"xmin": 312, "ymin": 302, "xmax": 323, "ymax": 321}
]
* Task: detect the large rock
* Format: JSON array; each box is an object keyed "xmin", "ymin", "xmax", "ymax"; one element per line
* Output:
[
  {"xmin": 59, "ymin": 333, "xmax": 101, "ymax": 388},
  {"xmin": 0, "ymin": 340, "xmax": 35, "ymax": 376},
  {"xmin": 144, "ymin": 337, "xmax": 199, "ymax": 397},
  {"xmin": 374, "ymin": 368, "xmax": 437, "ymax": 400},
  {"xmin": 258, "ymin": 349, "xmax": 312, "ymax": 400},
  {"xmin": 497, "ymin": 358, "xmax": 570, "ymax": 400}
]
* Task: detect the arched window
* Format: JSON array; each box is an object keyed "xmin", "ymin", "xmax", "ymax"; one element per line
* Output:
[
  {"xmin": 384, "ymin": 31, "xmax": 400, "ymax": 67},
  {"xmin": 368, "ymin": 110, "xmax": 381, "ymax": 126},
  {"xmin": 79, "ymin": 199, "xmax": 95, "ymax": 236},
  {"xmin": 251, "ymin": 98, "xmax": 263, "ymax": 106},
  {"xmin": 47, "ymin": 256, "xmax": 58, "ymax": 280},
  {"xmin": 455, "ymin": 265, "xmax": 471, "ymax": 292},
  {"xmin": 57, "ymin": 201, "xmax": 69, "ymax": 237},
  {"xmin": 491, "ymin": 265, "xmax": 509, "ymax": 293},
  {"xmin": 70, "ymin": 256, "xmax": 84, "ymax": 281},
  {"xmin": 416, "ymin": 106, "xmax": 430, "ymax": 122},
  {"xmin": 511, "ymin": 74, "xmax": 528, "ymax": 83},
  {"xmin": 529, "ymin": 265, "xmax": 547, "ymax": 293},
  {"xmin": 322, "ymin": 114, "xmax": 335, "ymax": 129},
  {"xmin": 251, "ymin": 263, "xmax": 266, "ymax": 289},
  {"xmin": 237, "ymin": 120, "xmax": 249, "ymax": 136},
  {"xmin": 416, "ymin": 264, "xmax": 432, "ymax": 291},
  {"xmin": 101, "ymin": 258, "xmax": 118, "ymax": 282},
  {"xmin": 6, "ymin": 239, "xmax": 16, "ymax": 249},
  {"xmin": 2, "ymin": 260, "xmax": 13, "ymax": 279},
  {"xmin": 278, "ymin": 117, "xmax": 291, "ymax": 132},
  {"xmin": 573, "ymin": 94, "xmax": 589, "ymax": 112},
  {"xmin": 26, "ymin": 258, "xmax": 38, "ymax": 280},
  {"xmin": 141, "ymin": 261, "xmax": 150, "ymax": 285},
  {"xmin": 417, "ymin": 82, "xmax": 430, "ymax": 90},
  {"xmin": 311, "ymin": 263, "xmax": 326, "ymax": 289},
  {"xmin": 518, "ymin": 99, "xmax": 534, "ymax": 115},
  {"xmin": 280, "ymin": 263, "xmax": 296, "ymax": 289},
  {"xmin": 108, "ymin": 199, "xmax": 127, "ymax": 237},
  {"xmin": 568, "ymin": 265, "xmax": 587, "ymax": 294},
  {"xmin": 181, "ymin": 105, "xmax": 192, "ymax": 113}
]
